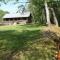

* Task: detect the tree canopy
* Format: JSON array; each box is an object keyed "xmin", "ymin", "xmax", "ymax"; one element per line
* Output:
[
  {"xmin": 0, "ymin": 10, "xmax": 9, "ymax": 21},
  {"xmin": 28, "ymin": 0, "xmax": 60, "ymax": 25}
]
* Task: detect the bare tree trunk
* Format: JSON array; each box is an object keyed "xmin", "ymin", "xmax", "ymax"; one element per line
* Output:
[
  {"xmin": 51, "ymin": 8, "xmax": 58, "ymax": 27},
  {"xmin": 44, "ymin": 1, "xmax": 50, "ymax": 26}
]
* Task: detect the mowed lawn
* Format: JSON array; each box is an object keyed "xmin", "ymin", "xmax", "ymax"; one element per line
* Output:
[{"xmin": 0, "ymin": 24, "xmax": 56, "ymax": 60}]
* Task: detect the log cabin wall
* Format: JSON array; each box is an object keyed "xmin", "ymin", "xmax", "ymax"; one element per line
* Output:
[{"xmin": 3, "ymin": 12, "xmax": 32, "ymax": 25}]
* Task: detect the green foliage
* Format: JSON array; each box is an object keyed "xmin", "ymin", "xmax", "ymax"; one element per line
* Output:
[
  {"xmin": 29, "ymin": 0, "xmax": 46, "ymax": 24},
  {"xmin": 47, "ymin": 1, "xmax": 60, "ymax": 26},
  {"xmin": 0, "ymin": 25, "xmax": 56, "ymax": 60},
  {"xmin": 0, "ymin": 10, "xmax": 9, "ymax": 21},
  {"xmin": 29, "ymin": 0, "xmax": 60, "ymax": 25}
]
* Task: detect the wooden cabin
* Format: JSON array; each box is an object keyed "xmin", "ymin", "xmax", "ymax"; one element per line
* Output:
[{"xmin": 3, "ymin": 12, "xmax": 32, "ymax": 25}]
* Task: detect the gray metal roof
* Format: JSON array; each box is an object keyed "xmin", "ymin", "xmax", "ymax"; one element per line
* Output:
[{"xmin": 3, "ymin": 12, "xmax": 30, "ymax": 18}]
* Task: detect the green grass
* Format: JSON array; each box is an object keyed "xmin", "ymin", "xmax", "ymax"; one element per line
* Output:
[{"xmin": 0, "ymin": 24, "xmax": 56, "ymax": 60}]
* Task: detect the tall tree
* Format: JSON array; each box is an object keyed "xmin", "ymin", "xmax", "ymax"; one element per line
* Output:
[
  {"xmin": 29, "ymin": 0, "xmax": 59, "ymax": 25},
  {"xmin": 44, "ymin": 1, "xmax": 50, "ymax": 26}
]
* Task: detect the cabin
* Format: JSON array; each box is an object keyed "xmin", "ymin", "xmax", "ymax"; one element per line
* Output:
[{"xmin": 3, "ymin": 12, "xmax": 32, "ymax": 25}]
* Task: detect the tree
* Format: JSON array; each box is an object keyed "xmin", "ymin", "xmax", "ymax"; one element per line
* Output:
[
  {"xmin": 29, "ymin": 0, "xmax": 60, "ymax": 25},
  {"xmin": 50, "ymin": 8, "xmax": 58, "ymax": 26},
  {"xmin": 44, "ymin": 1, "xmax": 51, "ymax": 26},
  {"xmin": 28, "ymin": 0, "xmax": 45, "ymax": 24},
  {"xmin": 0, "ymin": 10, "xmax": 9, "ymax": 21},
  {"xmin": 17, "ymin": 5, "xmax": 25, "ymax": 13}
]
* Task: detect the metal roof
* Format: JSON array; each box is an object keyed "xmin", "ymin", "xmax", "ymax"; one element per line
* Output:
[{"xmin": 3, "ymin": 12, "xmax": 30, "ymax": 18}]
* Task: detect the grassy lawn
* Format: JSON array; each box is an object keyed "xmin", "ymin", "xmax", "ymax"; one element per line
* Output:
[{"xmin": 0, "ymin": 24, "xmax": 56, "ymax": 60}]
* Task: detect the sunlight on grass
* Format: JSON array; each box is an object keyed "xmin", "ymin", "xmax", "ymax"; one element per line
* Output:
[{"xmin": 0, "ymin": 24, "xmax": 56, "ymax": 60}]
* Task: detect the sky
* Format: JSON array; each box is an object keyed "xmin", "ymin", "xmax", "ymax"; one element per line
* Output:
[{"xmin": 0, "ymin": 0, "xmax": 28, "ymax": 13}]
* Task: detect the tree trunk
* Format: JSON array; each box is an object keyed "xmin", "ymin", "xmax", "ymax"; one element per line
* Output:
[
  {"xmin": 51, "ymin": 8, "xmax": 58, "ymax": 27},
  {"xmin": 44, "ymin": 1, "xmax": 50, "ymax": 26}
]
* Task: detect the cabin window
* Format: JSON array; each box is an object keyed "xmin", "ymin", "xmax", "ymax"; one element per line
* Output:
[
  {"xmin": 6, "ymin": 18, "xmax": 9, "ymax": 21},
  {"xmin": 10, "ymin": 18, "xmax": 13, "ymax": 20},
  {"xmin": 18, "ymin": 18, "xmax": 21, "ymax": 20},
  {"xmin": 23, "ymin": 17, "xmax": 27, "ymax": 20},
  {"xmin": 14, "ymin": 18, "xmax": 16, "ymax": 20}
]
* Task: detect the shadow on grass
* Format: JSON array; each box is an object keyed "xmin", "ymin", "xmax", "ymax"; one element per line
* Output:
[
  {"xmin": 0, "ymin": 29, "xmax": 43, "ymax": 60},
  {"xmin": 0, "ymin": 29, "xmax": 58, "ymax": 60}
]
